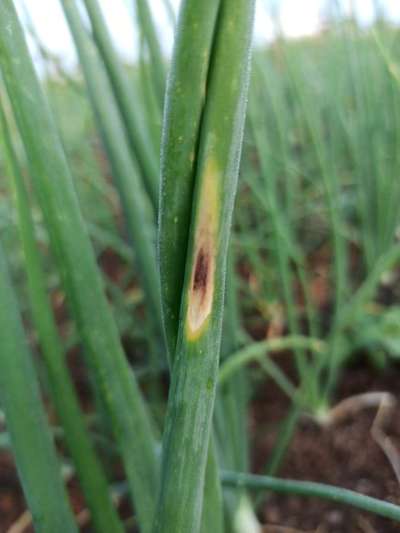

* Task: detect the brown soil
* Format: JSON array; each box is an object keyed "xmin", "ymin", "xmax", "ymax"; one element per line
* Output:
[{"xmin": 253, "ymin": 358, "xmax": 400, "ymax": 533}]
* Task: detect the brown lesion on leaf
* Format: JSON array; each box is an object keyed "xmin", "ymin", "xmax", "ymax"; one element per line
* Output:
[
  {"xmin": 186, "ymin": 158, "xmax": 219, "ymax": 341},
  {"xmin": 187, "ymin": 235, "xmax": 215, "ymax": 340}
]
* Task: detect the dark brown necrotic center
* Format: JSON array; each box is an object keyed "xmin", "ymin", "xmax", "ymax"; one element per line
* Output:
[{"xmin": 193, "ymin": 247, "xmax": 209, "ymax": 292}]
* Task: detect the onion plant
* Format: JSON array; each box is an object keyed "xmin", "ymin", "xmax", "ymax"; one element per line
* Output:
[
  {"xmin": 2, "ymin": 1, "xmax": 400, "ymax": 532},
  {"xmin": 0, "ymin": 1, "xmax": 158, "ymax": 530},
  {"xmin": 0, "ymin": 95, "xmax": 123, "ymax": 533},
  {"xmin": 158, "ymin": 0, "xmax": 221, "ymax": 360},
  {"xmin": 157, "ymin": 1, "xmax": 227, "ymax": 529},
  {"xmin": 154, "ymin": 1, "xmax": 256, "ymax": 532},
  {"xmin": 244, "ymin": 10, "xmax": 400, "ymax": 419}
]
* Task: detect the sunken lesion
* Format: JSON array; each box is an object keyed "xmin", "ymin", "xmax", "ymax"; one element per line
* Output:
[
  {"xmin": 186, "ymin": 235, "xmax": 215, "ymax": 341},
  {"xmin": 193, "ymin": 247, "xmax": 209, "ymax": 292},
  {"xmin": 186, "ymin": 158, "xmax": 219, "ymax": 341}
]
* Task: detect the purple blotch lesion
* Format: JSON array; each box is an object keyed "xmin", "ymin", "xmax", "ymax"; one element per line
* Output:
[
  {"xmin": 186, "ymin": 238, "xmax": 215, "ymax": 339},
  {"xmin": 193, "ymin": 247, "xmax": 209, "ymax": 293}
]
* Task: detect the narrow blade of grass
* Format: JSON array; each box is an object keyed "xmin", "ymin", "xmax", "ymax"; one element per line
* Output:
[
  {"xmin": 222, "ymin": 470, "xmax": 400, "ymax": 523},
  {"xmin": 0, "ymin": 243, "xmax": 78, "ymax": 533},
  {"xmin": 219, "ymin": 336, "xmax": 324, "ymax": 387},
  {"xmin": 133, "ymin": 0, "xmax": 166, "ymax": 105},
  {"xmin": 60, "ymin": 0, "xmax": 163, "ymax": 348},
  {"xmin": 83, "ymin": 0, "xmax": 159, "ymax": 209}
]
